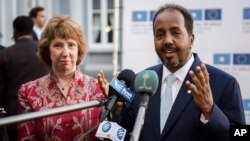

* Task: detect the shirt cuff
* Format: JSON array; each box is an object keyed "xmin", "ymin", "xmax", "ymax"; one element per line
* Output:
[{"xmin": 200, "ymin": 114, "xmax": 209, "ymax": 124}]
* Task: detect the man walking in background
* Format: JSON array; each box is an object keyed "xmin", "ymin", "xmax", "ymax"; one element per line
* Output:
[{"xmin": 0, "ymin": 16, "xmax": 48, "ymax": 140}]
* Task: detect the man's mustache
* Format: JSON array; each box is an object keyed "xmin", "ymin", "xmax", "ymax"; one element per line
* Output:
[{"xmin": 161, "ymin": 45, "xmax": 177, "ymax": 52}]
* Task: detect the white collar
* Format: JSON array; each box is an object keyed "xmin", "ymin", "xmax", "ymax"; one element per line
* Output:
[{"xmin": 162, "ymin": 54, "xmax": 194, "ymax": 83}]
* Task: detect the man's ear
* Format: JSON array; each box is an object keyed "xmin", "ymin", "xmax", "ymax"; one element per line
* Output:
[
  {"xmin": 190, "ymin": 33, "xmax": 194, "ymax": 45},
  {"xmin": 190, "ymin": 33, "xmax": 194, "ymax": 48}
]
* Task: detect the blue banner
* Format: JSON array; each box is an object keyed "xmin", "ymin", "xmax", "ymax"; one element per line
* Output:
[
  {"xmin": 132, "ymin": 11, "xmax": 147, "ymax": 22},
  {"xmin": 243, "ymin": 8, "xmax": 250, "ymax": 20},
  {"xmin": 189, "ymin": 9, "xmax": 202, "ymax": 21},
  {"xmin": 213, "ymin": 53, "xmax": 230, "ymax": 65},
  {"xmin": 205, "ymin": 9, "xmax": 222, "ymax": 20},
  {"xmin": 233, "ymin": 54, "xmax": 250, "ymax": 65}
]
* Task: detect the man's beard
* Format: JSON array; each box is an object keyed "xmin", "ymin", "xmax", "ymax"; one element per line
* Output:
[{"xmin": 163, "ymin": 60, "xmax": 186, "ymax": 70}]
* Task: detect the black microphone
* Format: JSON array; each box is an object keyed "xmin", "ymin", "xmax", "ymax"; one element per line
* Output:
[
  {"xmin": 100, "ymin": 69, "xmax": 136, "ymax": 122},
  {"xmin": 130, "ymin": 70, "xmax": 159, "ymax": 141}
]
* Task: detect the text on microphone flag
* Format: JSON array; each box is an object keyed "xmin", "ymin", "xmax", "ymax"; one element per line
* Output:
[{"xmin": 110, "ymin": 77, "xmax": 135, "ymax": 103}]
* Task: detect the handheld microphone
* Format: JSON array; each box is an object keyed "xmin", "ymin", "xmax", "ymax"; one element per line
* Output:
[
  {"xmin": 130, "ymin": 70, "xmax": 159, "ymax": 141},
  {"xmin": 100, "ymin": 69, "xmax": 136, "ymax": 122}
]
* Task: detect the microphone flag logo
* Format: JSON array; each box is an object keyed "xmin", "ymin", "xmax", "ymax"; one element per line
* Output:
[
  {"xmin": 102, "ymin": 122, "xmax": 111, "ymax": 133},
  {"xmin": 139, "ymin": 71, "xmax": 153, "ymax": 91},
  {"xmin": 142, "ymin": 72, "xmax": 149, "ymax": 87},
  {"xmin": 117, "ymin": 128, "xmax": 126, "ymax": 140}
]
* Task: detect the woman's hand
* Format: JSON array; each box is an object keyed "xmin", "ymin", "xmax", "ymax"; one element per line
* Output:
[
  {"xmin": 98, "ymin": 70, "xmax": 109, "ymax": 97},
  {"xmin": 98, "ymin": 71, "xmax": 125, "ymax": 122}
]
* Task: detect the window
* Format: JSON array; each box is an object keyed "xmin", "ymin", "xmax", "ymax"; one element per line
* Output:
[{"xmin": 88, "ymin": 0, "xmax": 114, "ymax": 49}]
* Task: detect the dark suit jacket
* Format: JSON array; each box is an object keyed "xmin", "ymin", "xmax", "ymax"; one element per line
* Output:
[
  {"xmin": 0, "ymin": 45, "xmax": 5, "ymax": 50},
  {"xmin": 0, "ymin": 38, "xmax": 48, "ymax": 138},
  {"xmin": 121, "ymin": 53, "xmax": 246, "ymax": 141},
  {"xmin": 32, "ymin": 31, "xmax": 39, "ymax": 41}
]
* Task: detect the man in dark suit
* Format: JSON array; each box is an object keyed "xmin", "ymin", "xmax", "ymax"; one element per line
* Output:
[
  {"xmin": 0, "ymin": 16, "xmax": 48, "ymax": 141},
  {"xmin": 29, "ymin": 6, "xmax": 46, "ymax": 41},
  {"xmin": 116, "ymin": 4, "xmax": 246, "ymax": 141}
]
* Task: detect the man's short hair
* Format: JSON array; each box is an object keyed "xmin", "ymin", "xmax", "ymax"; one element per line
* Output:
[
  {"xmin": 13, "ymin": 16, "xmax": 33, "ymax": 40},
  {"xmin": 29, "ymin": 6, "xmax": 45, "ymax": 18}
]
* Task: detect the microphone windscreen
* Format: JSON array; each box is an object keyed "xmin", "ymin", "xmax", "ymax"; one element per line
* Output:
[
  {"xmin": 117, "ymin": 69, "xmax": 136, "ymax": 88},
  {"xmin": 134, "ymin": 70, "xmax": 159, "ymax": 95}
]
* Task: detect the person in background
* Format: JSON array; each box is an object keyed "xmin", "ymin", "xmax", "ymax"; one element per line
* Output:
[
  {"xmin": 29, "ymin": 6, "xmax": 46, "ymax": 40},
  {"xmin": 0, "ymin": 32, "xmax": 7, "ymax": 141},
  {"xmin": 0, "ymin": 16, "xmax": 49, "ymax": 141},
  {"xmin": 98, "ymin": 3, "xmax": 246, "ymax": 141},
  {"xmin": 18, "ymin": 15, "xmax": 106, "ymax": 141}
]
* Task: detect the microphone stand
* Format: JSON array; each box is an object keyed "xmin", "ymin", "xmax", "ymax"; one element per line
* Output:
[
  {"xmin": 99, "ymin": 95, "xmax": 117, "ymax": 122},
  {"xmin": 130, "ymin": 94, "xmax": 149, "ymax": 141},
  {"xmin": 0, "ymin": 99, "xmax": 107, "ymax": 127}
]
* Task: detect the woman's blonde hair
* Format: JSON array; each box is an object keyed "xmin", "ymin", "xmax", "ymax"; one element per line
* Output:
[{"xmin": 37, "ymin": 15, "xmax": 87, "ymax": 66}]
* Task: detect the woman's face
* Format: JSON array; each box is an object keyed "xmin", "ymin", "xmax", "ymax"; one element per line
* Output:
[{"xmin": 49, "ymin": 37, "xmax": 78, "ymax": 73}]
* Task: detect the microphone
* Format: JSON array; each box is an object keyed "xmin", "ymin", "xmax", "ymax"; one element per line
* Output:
[
  {"xmin": 130, "ymin": 70, "xmax": 159, "ymax": 141},
  {"xmin": 100, "ymin": 69, "xmax": 136, "ymax": 122},
  {"xmin": 117, "ymin": 69, "xmax": 135, "ymax": 88}
]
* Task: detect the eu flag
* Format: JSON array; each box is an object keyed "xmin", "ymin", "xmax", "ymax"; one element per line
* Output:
[
  {"xmin": 213, "ymin": 53, "xmax": 230, "ymax": 65},
  {"xmin": 233, "ymin": 54, "xmax": 250, "ymax": 65},
  {"xmin": 132, "ymin": 11, "xmax": 147, "ymax": 22},
  {"xmin": 150, "ymin": 11, "xmax": 156, "ymax": 21},
  {"xmin": 243, "ymin": 8, "xmax": 250, "ymax": 20},
  {"xmin": 189, "ymin": 9, "xmax": 202, "ymax": 21},
  {"xmin": 205, "ymin": 9, "xmax": 222, "ymax": 20}
]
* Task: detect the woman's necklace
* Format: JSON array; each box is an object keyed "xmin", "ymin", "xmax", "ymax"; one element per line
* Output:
[
  {"xmin": 54, "ymin": 70, "xmax": 74, "ymax": 92},
  {"xmin": 58, "ymin": 81, "xmax": 70, "ymax": 91}
]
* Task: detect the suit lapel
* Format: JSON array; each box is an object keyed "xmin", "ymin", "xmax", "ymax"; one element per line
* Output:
[
  {"xmin": 160, "ymin": 54, "xmax": 203, "ymax": 140},
  {"xmin": 147, "ymin": 65, "xmax": 163, "ymax": 137}
]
